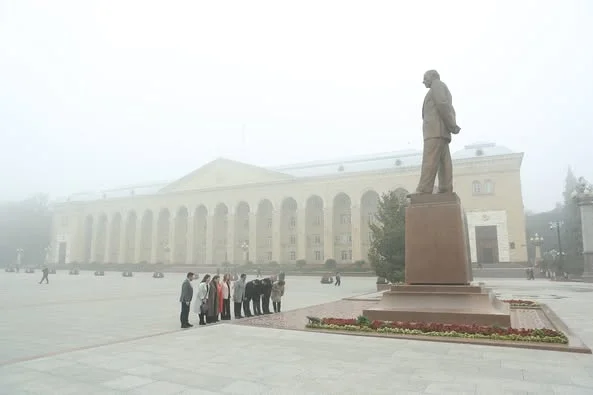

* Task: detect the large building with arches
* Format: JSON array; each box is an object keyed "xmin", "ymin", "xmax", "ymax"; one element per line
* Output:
[{"xmin": 49, "ymin": 142, "xmax": 528, "ymax": 266}]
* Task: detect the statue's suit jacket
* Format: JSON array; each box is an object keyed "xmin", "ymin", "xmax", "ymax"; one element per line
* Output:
[{"xmin": 422, "ymin": 79, "xmax": 458, "ymax": 142}]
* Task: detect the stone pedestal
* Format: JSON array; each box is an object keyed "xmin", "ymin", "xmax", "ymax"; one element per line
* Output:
[
  {"xmin": 363, "ymin": 284, "xmax": 511, "ymax": 326},
  {"xmin": 405, "ymin": 193, "xmax": 472, "ymax": 285},
  {"xmin": 363, "ymin": 193, "xmax": 511, "ymax": 326}
]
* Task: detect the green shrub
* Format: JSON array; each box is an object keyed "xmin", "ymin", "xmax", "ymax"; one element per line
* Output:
[
  {"xmin": 324, "ymin": 259, "xmax": 337, "ymax": 269},
  {"xmin": 296, "ymin": 259, "xmax": 306, "ymax": 269}
]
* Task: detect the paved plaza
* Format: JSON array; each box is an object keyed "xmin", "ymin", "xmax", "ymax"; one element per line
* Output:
[{"xmin": 1, "ymin": 272, "xmax": 593, "ymax": 394}]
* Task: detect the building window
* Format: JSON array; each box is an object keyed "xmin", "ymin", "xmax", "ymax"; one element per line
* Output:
[
  {"xmin": 289, "ymin": 235, "xmax": 296, "ymax": 245},
  {"xmin": 313, "ymin": 215, "xmax": 321, "ymax": 226},
  {"xmin": 266, "ymin": 251, "xmax": 272, "ymax": 261},
  {"xmin": 335, "ymin": 233, "xmax": 352, "ymax": 245},
  {"xmin": 367, "ymin": 213, "xmax": 375, "ymax": 224},
  {"xmin": 266, "ymin": 237, "xmax": 272, "ymax": 247},
  {"xmin": 483, "ymin": 180, "xmax": 494, "ymax": 194},
  {"xmin": 289, "ymin": 251, "xmax": 296, "ymax": 261},
  {"xmin": 340, "ymin": 214, "xmax": 351, "ymax": 224},
  {"xmin": 267, "ymin": 218, "xmax": 272, "ymax": 228},
  {"xmin": 289, "ymin": 217, "xmax": 296, "ymax": 228},
  {"xmin": 341, "ymin": 250, "xmax": 352, "ymax": 261},
  {"xmin": 313, "ymin": 234, "xmax": 321, "ymax": 245},
  {"xmin": 509, "ymin": 242, "xmax": 516, "ymax": 250},
  {"xmin": 472, "ymin": 181, "xmax": 482, "ymax": 195},
  {"xmin": 315, "ymin": 250, "xmax": 322, "ymax": 261}
]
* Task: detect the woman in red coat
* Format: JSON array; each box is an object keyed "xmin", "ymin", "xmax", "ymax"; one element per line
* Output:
[{"xmin": 217, "ymin": 277, "xmax": 224, "ymax": 318}]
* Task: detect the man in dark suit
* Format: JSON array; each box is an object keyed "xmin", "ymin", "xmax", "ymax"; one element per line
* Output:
[
  {"xmin": 179, "ymin": 272, "xmax": 194, "ymax": 328},
  {"xmin": 415, "ymin": 70, "xmax": 461, "ymax": 195},
  {"xmin": 252, "ymin": 279, "xmax": 263, "ymax": 315},
  {"xmin": 243, "ymin": 279, "xmax": 255, "ymax": 317},
  {"xmin": 261, "ymin": 277, "xmax": 273, "ymax": 314}
]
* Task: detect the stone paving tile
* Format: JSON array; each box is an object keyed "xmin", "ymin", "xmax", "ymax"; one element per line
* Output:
[
  {"xmin": 2, "ymin": 276, "xmax": 593, "ymax": 394},
  {"xmin": 0, "ymin": 272, "xmax": 371, "ymax": 365},
  {"xmin": 101, "ymin": 374, "xmax": 154, "ymax": 390},
  {"xmin": 127, "ymin": 379, "xmax": 191, "ymax": 395},
  {"xmin": 176, "ymin": 389, "xmax": 227, "ymax": 395},
  {"xmin": 232, "ymin": 299, "xmax": 377, "ymax": 330}
]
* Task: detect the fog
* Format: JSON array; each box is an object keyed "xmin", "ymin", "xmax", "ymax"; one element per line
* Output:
[
  {"xmin": 1, "ymin": 0, "xmax": 592, "ymax": 211},
  {"xmin": 1, "ymin": 3, "xmax": 593, "ymax": 392}
]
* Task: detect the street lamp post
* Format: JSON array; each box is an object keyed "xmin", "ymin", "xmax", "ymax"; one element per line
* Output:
[
  {"xmin": 162, "ymin": 242, "xmax": 171, "ymax": 265},
  {"xmin": 16, "ymin": 248, "xmax": 23, "ymax": 272},
  {"xmin": 572, "ymin": 177, "xmax": 593, "ymax": 281},
  {"xmin": 549, "ymin": 220, "xmax": 564, "ymax": 272},
  {"xmin": 241, "ymin": 241, "xmax": 249, "ymax": 265},
  {"xmin": 530, "ymin": 233, "xmax": 544, "ymax": 267},
  {"xmin": 44, "ymin": 246, "xmax": 51, "ymax": 266}
]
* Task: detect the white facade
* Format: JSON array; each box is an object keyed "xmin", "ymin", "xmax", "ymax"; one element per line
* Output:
[{"xmin": 50, "ymin": 143, "xmax": 528, "ymax": 265}]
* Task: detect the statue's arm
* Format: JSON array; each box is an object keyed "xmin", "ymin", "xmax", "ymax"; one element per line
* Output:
[{"xmin": 430, "ymin": 81, "xmax": 457, "ymax": 131}]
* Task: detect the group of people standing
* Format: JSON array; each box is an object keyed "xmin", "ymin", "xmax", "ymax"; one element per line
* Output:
[{"xmin": 179, "ymin": 272, "xmax": 286, "ymax": 328}]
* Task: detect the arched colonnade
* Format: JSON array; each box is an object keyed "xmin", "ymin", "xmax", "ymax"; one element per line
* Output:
[{"xmin": 81, "ymin": 188, "xmax": 409, "ymax": 265}]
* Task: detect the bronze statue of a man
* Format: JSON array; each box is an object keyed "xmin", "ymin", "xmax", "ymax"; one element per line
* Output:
[{"xmin": 414, "ymin": 70, "xmax": 461, "ymax": 194}]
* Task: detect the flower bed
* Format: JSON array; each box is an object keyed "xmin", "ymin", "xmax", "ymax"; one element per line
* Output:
[
  {"xmin": 305, "ymin": 316, "xmax": 568, "ymax": 344},
  {"xmin": 503, "ymin": 299, "xmax": 539, "ymax": 308}
]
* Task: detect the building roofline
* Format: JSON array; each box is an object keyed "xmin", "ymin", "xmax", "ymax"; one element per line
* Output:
[
  {"xmin": 270, "ymin": 149, "xmax": 422, "ymax": 171},
  {"xmin": 51, "ymin": 152, "xmax": 523, "ymax": 207}
]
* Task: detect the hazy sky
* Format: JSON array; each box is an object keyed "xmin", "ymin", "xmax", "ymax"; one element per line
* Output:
[{"xmin": 1, "ymin": 0, "xmax": 591, "ymax": 212}]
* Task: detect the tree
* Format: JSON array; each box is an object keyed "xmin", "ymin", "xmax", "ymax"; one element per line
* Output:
[
  {"xmin": 368, "ymin": 189, "xmax": 407, "ymax": 283},
  {"xmin": 562, "ymin": 168, "xmax": 582, "ymax": 258},
  {"xmin": 0, "ymin": 194, "xmax": 52, "ymax": 267},
  {"xmin": 324, "ymin": 258, "xmax": 337, "ymax": 269}
]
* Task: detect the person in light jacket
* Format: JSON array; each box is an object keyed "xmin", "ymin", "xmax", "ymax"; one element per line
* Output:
[
  {"xmin": 233, "ymin": 273, "xmax": 247, "ymax": 319},
  {"xmin": 221, "ymin": 274, "xmax": 232, "ymax": 320},
  {"xmin": 194, "ymin": 274, "xmax": 211, "ymax": 325},
  {"xmin": 179, "ymin": 272, "xmax": 194, "ymax": 328},
  {"xmin": 271, "ymin": 280, "xmax": 285, "ymax": 313}
]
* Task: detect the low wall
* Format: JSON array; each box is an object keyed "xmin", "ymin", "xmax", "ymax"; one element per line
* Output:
[{"xmin": 25, "ymin": 263, "xmax": 376, "ymax": 277}]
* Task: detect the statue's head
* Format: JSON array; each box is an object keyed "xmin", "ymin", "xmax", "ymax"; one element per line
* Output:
[{"xmin": 423, "ymin": 70, "xmax": 440, "ymax": 88}]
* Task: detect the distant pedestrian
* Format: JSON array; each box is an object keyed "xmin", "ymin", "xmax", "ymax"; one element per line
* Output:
[
  {"xmin": 334, "ymin": 272, "xmax": 341, "ymax": 286},
  {"xmin": 39, "ymin": 267, "xmax": 49, "ymax": 284},
  {"xmin": 179, "ymin": 272, "xmax": 194, "ymax": 328}
]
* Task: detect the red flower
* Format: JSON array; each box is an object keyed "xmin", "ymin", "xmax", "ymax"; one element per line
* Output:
[
  {"xmin": 314, "ymin": 317, "xmax": 565, "ymax": 339},
  {"xmin": 502, "ymin": 299, "xmax": 537, "ymax": 306}
]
